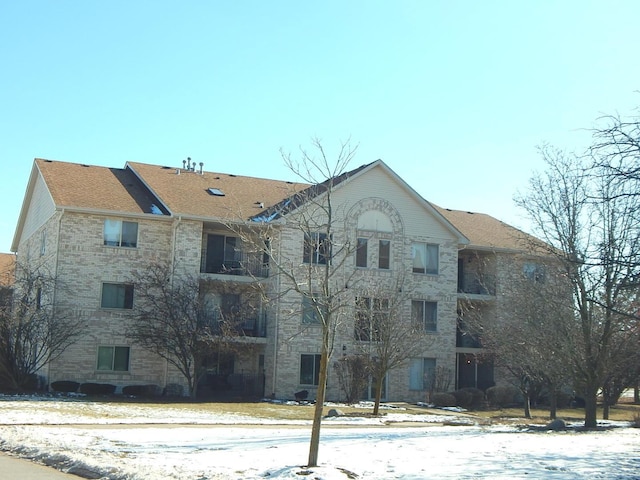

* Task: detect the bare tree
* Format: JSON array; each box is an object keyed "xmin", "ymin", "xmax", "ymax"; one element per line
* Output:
[
  {"xmin": 461, "ymin": 253, "xmax": 572, "ymax": 419},
  {"xmin": 352, "ymin": 278, "xmax": 431, "ymax": 415},
  {"xmin": 127, "ymin": 262, "xmax": 257, "ymax": 398},
  {"xmin": 236, "ymin": 138, "xmax": 359, "ymax": 467},
  {"xmin": 333, "ymin": 354, "xmax": 369, "ymax": 404},
  {"xmin": 515, "ymin": 144, "xmax": 640, "ymax": 427},
  {"xmin": 0, "ymin": 261, "xmax": 83, "ymax": 391}
]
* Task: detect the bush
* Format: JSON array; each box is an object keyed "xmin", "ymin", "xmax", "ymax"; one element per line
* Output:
[
  {"xmin": 122, "ymin": 384, "xmax": 161, "ymax": 397},
  {"xmin": 164, "ymin": 383, "xmax": 184, "ymax": 397},
  {"xmin": 486, "ymin": 385, "xmax": 518, "ymax": 408},
  {"xmin": 50, "ymin": 380, "xmax": 80, "ymax": 393},
  {"xmin": 431, "ymin": 392, "xmax": 457, "ymax": 407},
  {"xmin": 79, "ymin": 382, "xmax": 116, "ymax": 395},
  {"xmin": 452, "ymin": 388, "xmax": 485, "ymax": 410}
]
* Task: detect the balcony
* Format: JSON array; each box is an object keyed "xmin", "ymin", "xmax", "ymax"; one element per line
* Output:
[
  {"xmin": 456, "ymin": 318, "xmax": 483, "ymax": 349},
  {"xmin": 207, "ymin": 310, "xmax": 267, "ymax": 338},
  {"xmin": 201, "ymin": 234, "xmax": 268, "ymax": 278},
  {"xmin": 457, "ymin": 276, "xmax": 496, "ymax": 296}
]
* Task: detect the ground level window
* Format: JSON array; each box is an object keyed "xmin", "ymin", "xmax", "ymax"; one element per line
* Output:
[
  {"xmin": 409, "ymin": 357, "xmax": 436, "ymax": 390},
  {"xmin": 300, "ymin": 354, "xmax": 321, "ymax": 385},
  {"xmin": 97, "ymin": 346, "xmax": 130, "ymax": 372}
]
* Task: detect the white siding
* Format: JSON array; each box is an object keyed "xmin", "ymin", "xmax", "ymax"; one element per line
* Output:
[{"xmin": 20, "ymin": 172, "xmax": 56, "ymax": 246}]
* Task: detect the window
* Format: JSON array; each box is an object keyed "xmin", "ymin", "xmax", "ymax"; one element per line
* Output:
[
  {"xmin": 412, "ymin": 242, "xmax": 438, "ymax": 274},
  {"xmin": 36, "ymin": 287, "xmax": 42, "ymax": 310},
  {"xmin": 303, "ymin": 232, "xmax": 331, "ymax": 264},
  {"xmin": 523, "ymin": 263, "xmax": 546, "ymax": 283},
  {"xmin": 40, "ymin": 230, "xmax": 46, "ymax": 256},
  {"xmin": 356, "ymin": 238, "xmax": 368, "ymax": 267},
  {"xmin": 300, "ymin": 354, "xmax": 321, "ymax": 385},
  {"xmin": 302, "ymin": 295, "xmax": 324, "ymax": 325},
  {"xmin": 412, "ymin": 300, "xmax": 437, "ymax": 332},
  {"xmin": 355, "ymin": 297, "xmax": 389, "ymax": 341},
  {"xmin": 204, "ymin": 234, "xmax": 241, "ymax": 274},
  {"xmin": 409, "ymin": 357, "xmax": 436, "ymax": 390},
  {"xmin": 97, "ymin": 346, "xmax": 130, "ymax": 371},
  {"xmin": 101, "ymin": 283, "xmax": 134, "ymax": 309},
  {"xmin": 104, "ymin": 219, "xmax": 138, "ymax": 247},
  {"xmin": 378, "ymin": 240, "xmax": 390, "ymax": 269}
]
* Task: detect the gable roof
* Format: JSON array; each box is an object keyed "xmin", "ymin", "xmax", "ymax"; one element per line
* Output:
[
  {"xmin": 14, "ymin": 157, "xmax": 544, "ymax": 254},
  {"xmin": 434, "ymin": 206, "xmax": 545, "ymax": 253},
  {"xmin": 251, "ymin": 159, "xmax": 470, "ymax": 244},
  {"xmin": 126, "ymin": 161, "xmax": 309, "ymax": 221},
  {"xmin": 35, "ymin": 159, "xmax": 168, "ymax": 215}
]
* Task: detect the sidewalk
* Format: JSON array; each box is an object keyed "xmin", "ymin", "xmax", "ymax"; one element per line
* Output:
[{"xmin": 0, "ymin": 453, "xmax": 79, "ymax": 479}]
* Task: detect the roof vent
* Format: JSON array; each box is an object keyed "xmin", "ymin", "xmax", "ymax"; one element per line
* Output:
[{"xmin": 207, "ymin": 188, "xmax": 225, "ymax": 196}]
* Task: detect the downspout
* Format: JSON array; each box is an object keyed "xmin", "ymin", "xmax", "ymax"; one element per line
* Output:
[
  {"xmin": 271, "ymin": 230, "xmax": 282, "ymax": 397},
  {"xmin": 163, "ymin": 215, "xmax": 182, "ymax": 390}
]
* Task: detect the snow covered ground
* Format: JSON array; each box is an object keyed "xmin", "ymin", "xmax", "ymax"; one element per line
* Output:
[{"xmin": 0, "ymin": 396, "xmax": 638, "ymax": 479}]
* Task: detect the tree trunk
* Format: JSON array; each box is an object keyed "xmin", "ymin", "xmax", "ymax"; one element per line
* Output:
[
  {"xmin": 602, "ymin": 401, "xmax": 610, "ymax": 420},
  {"xmin": 583, "ymin": 386, "xmax": 598, "ymax": 428},
  {"xmin": 634, "ymin": 385, "xmax": 639, "ymax": 404},
  {"xmin": 549, "ymin": 391, "xmax": 557, "ymax": 420},
  {"xmin": 523, "ymin": 393, "xmax": 531, "ymax": 419},
  {"xmin": 373, "ymin": 376, "xmax": 383, "ymax": 416},
  {"xmin": 307, "ymin": 338, "xmax": 329, "ymax": 467}
]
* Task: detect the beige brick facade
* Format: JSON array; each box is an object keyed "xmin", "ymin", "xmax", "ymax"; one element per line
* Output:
[{"xmin": 12, "ymin": 158, "xmax": 543, "ymax": 401}]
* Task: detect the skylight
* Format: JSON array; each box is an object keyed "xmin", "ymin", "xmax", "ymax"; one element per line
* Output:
[{"xmin": 207, "ymin": 188, "xmax": 225, "ymax": 196}]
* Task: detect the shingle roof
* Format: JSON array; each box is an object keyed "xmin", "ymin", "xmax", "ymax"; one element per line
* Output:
[
  {"xmin": 434, "ymin": 206, "xmax": 544, "ymax": 253},
  {"xmin": 0, "ymin": 253, "xmax": 15, "ymax": 286},
  {"xmin": 30, "ymin": 158, "xmax": 542, "ymax": 252},
  {"xmin": 35, "ymin": 159, "xmax": 167, "ymax": 215},
  {"xmin": 127, "ymin": 161, "xmax": 309, "ymax": 220}
]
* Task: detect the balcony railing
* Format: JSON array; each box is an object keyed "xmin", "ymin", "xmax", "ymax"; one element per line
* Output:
[
  {"xmin": 456, "ymin": 320, "xmax": 483, "ymax": 348},
  {"xmin": 206, "ymin": 311, "xmax": 267, "ymax": 338},
  {"xmin": 458, "ymin": 275, "xmax": 496, "ymax": 296},
  {"xmin": 201, "ymin": 249, "xmax": 269, "ymax": 278}
]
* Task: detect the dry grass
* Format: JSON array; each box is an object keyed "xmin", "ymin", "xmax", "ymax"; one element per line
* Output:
[
  {"xmin": 12, "ymin": 395, "xmax": 640, "ymax": 424},
  {"xmin": 474, "ymin": 403, "xmax": 640, "ymax": 424}
]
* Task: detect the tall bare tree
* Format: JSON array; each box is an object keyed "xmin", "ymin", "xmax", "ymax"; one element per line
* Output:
[
  {"xmin": 516, "ymin": 144, "xmax": 640, "ymax": 427},
  {"xmin": 0, "ymin": 261, "xmax": 83, "ymax": 391},
  {"xmin": 237, "ymin": 138, "xmax": 359, "ymax": 467},
  {"xmin": 461, "ymin": 253, "xmax": 572, "ymax": 419}
]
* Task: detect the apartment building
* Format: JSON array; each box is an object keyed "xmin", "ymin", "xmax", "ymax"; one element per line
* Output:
[{"xmin": 11, "ymin": 158, "xmax": 543, "ymax": 401}]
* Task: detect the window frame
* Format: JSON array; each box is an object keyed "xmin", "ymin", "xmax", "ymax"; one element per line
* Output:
[
  {"xmin": 412, "ymin": 242, "xmax": 439, "ymax": 275},
  {"xmin": 523, "ymin": 263, "xmax": 546, "ymax": 283},
  {"xmin": 355, "ymin": 237, "xmax": 368, "ymax": 268},
  {"xmin": 301, "ymin": 294, "xmax": 324, "ymax": 325},
  {"xmin": 303, "ymin": 232, "xmax": 331, "ymax": 265},
  {"xmin": 412, "ymin": 300, "xmax": 438, "ymax": 332},
  {"xmin": 101, "ymin": 283, "xmax": 134, "ymax": 309},
  {"xmin": 409, "ymin": 357, "xmax": 436, "ymax": 390},
  {"xmin": 97, "ymin": 345, "xmax": 130, "ymax": 372},
  {"xmin": 103, "ymin": 219, "xmax": 138, "ymax": 248},
  {"xmin": 378, "ymin": 239, "xmax": 391, "ymax": 269},
  {"xmin": 354, "ymin": 296, "xmax": 389, "ymax": 341},
  {"xmin": 300, "ymin": 354, "xmax": 322, "ymax": 385}
]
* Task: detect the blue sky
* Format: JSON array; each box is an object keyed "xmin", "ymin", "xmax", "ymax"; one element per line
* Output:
[{"xmin": 2, "ymin": 1, "xmax": 639, "ymax": 252}]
